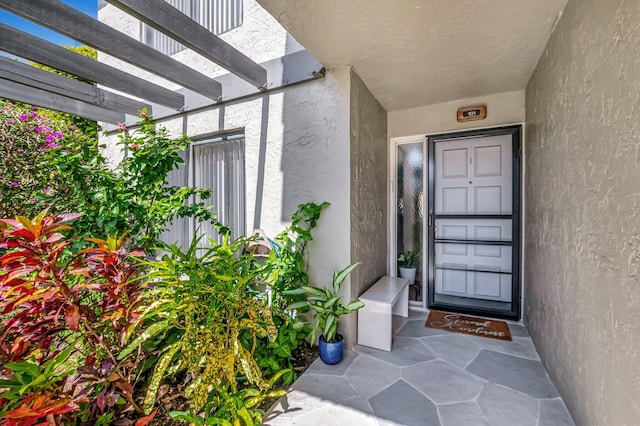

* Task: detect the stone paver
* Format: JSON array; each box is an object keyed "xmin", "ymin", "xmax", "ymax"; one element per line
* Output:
[
  {"xmin": 344, "ymin": 354, "xmax": 401, "ymax": 398},
  {"xmin": 469, "ymin": 335, "xmax": 540, "ymax": 360},
  {"xmin": 420, "ymin": 334, "xmax": 481, "ymax": 368},
  {"xmin": 304, "ymin": 349, "xmax": 358, "ymax": 376},
  {"xmin": 403, "ymin": 359, "xmax": 484, "ymax": 404},
  {"xmin": 477, "ymin": 384, "xmax": 538, "ymax": 426},
  {"xmin": 288, "ymin": 374, "xmax": 355, "ymax": 402},
  {"xmin": 466, "ymin": 349, "xmax": 559, "ymax": 398},
  {"xmin": 396, "ymin": 318, "xmax": 449, "ymax": 338},
  {"xmin": 539, "ymin": 398, "xmax": 575, "ymax": 426},
  {"xmin": 266, "ymin": 309, "xmax": 574, "ymax": 426},
  {"xmin": 355, "ymin": 336, "xmax": 437, "ymax": 366},
  {"xmin": 438, "ymin": 401, "xmax": 489, "ymax": 426},
  {"xmin": 369, "ymin": 380, "xmax": 439, "ymax": 426}
]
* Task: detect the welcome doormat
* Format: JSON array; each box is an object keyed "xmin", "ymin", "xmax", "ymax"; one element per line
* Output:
[{"xmin": 425, "ymin": 310, "xmax": 512, "ymax": 341}]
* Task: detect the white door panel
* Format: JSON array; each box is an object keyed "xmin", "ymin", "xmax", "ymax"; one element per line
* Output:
[
  {"xmin": 435, "ymin": 135, "xmax": 512, "ymax": 215},
  {"xmin": 434, "ymin": 135, "xmax": 513, "ymax": 302}
]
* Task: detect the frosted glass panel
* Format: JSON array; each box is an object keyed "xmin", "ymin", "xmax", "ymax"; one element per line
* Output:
[{"xmin": 396, "ymin": 142, "xmax": 424, "ymax": 302}]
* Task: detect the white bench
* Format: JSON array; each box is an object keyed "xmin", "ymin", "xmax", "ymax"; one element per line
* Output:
[{"xmin": 357, "ymin": 276, "xmax": 410, "ymax": 352}]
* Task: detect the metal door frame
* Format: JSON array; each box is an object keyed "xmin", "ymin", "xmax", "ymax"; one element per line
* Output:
[{"xmin": 427, "ymin": 125, "xmax": 522, "ymax": 320}]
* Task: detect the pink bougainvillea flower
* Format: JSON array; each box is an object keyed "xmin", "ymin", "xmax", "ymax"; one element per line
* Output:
[
  {"xmin": 53, "ymin": 131, "xmax": 63, "ymax": 139},
  {"xmin": 10, "ymin": 182, "xmax": 19, "ymax": 188},
  {"xmin": 19, "ymin": 114, "xmax": 28, "ymax": 121},
  {"xmin": 29, "ymin": 199, "xmax": 36, "ymax": 204},
  {"xmin": 43, "ymin": 188, "xmax": 51, "ymax": 195},
  {"xmin": 46, "ymin": 142, "xmax": 60, "ymax": 148},
  {"xmin": 38, "ymin": 146, "xmax": 46, "ymax": 150},
  {"xmin": 16, "ymin": 150, "xmax": 24, "ymax": 156},
  {"xmin": 35, "ymin": 126, "xmax": 43, "ymax": 133},
  {"xmin": 31, "ymin": 112, "xmax": 39, "ymax": 118},
  {"xmin": 43, "ymin": 126, "xmax": 52, "ymax": 133},
  {"xmin": 46, "ymin": 135, "xmax": 55, "ymax": 142}
]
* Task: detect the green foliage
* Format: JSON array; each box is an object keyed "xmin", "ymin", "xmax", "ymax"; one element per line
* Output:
[
  {"xmin": 301, "ymin": 264, "xmax": 365, "ymax": 343},
  {"xmin": 169, "ymin": 369, "xmax": 289, "ymax": 426},
  {"xmin": 0, "ymin": 198, "xmax": 330, "ymax": 423},
  {"xmin": 0, "ymin": 347, "xmax": 79, "ymax": 420},
  {"xmin": 0, "ymin": 103, "xmax": 218, "ymax": 251},
  {"xmin": 98, "ymin": 111, "xmax": 216, "ymax": 250},
  {"xmin": 397, "ymin": 250, "xmax": 418, "ymax": 268},
  {"xmin": 263, "ymin": 202, "xmax": 330, "ymax": 310},
  {"xmin": 0, "ymin": 47, "xmax": 100, "ymax": 219},
  {"xmin": 126, "ymin": 233, "xmax": 278, "ymax": 413},
  {"xmin": 253, "ymin": 316, "xmax": 309, "ymax": 385},
  {"xmin": 0, "ymin": 102, "xmax": 90, "ymax": 218}
]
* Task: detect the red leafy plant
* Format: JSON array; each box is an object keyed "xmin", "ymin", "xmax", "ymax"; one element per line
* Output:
[{"xmin": 0, "ymin": 212, "xmax": 153, "ymax": 425}]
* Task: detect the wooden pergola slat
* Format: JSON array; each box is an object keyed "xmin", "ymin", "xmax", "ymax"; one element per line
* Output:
[
  {"xmin": 0, "ymin": 56, "xmax": 150, "ymax": 116},
  {"xmin": 0, "ymin": 22, "xmax": 184, "ymax": 110},
  {"xmin": 0, "ymin": 24, "xmax": 185, "ymax": 110},
  {"xmin": 0, "ymin": 0, "xmax": 223, "ymax": 101},
  {"xmin": 104, "ymin": 0, "xmax": 268, "ymax": 89},
  {"xmin": 0, "ymin": 78, "xmax": 125, "ymax": 123}
]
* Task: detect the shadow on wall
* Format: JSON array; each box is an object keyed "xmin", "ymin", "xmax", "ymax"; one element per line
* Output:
[
  {"xmin": 252, "ymin": 95, "xmax": 269, "ymax": 230},
  {"xmin": 279, "ymin": 36, "xmax": 348, "ymax": 222}
]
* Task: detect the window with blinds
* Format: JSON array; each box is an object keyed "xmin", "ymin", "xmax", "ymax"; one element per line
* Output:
[
  {"xmin": 143, "ymin": 0, "xmax": 244, "ymax": 56},
  {"xmin": 161, "ymin": 133, "xmax": 246, "ymax": 249}
]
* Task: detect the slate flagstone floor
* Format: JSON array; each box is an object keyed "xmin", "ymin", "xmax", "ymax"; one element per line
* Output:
[{"xmin": 264, "ymin": 309, "xmax": 574, "ymax": 426}]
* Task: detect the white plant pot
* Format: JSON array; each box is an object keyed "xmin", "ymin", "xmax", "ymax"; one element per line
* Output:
[{"xmin": 399, "ymin": 267, "xmax": 416, "ymax": 285}]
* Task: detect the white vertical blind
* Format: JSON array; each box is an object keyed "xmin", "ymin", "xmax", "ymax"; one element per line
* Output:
[
  {"xmin": 159, "ymin": 151, "xmax": 190, "ymax": 248},
  {"xmin": 143, "ymin": 0, "xmax": 244, "ymax": 56},
  {"xmin": 161, "ymin": 134, "xmax": 245, "ymax": 249}
]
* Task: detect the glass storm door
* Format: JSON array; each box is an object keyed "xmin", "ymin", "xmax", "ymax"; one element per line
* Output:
[{"xmin": 427, "ymin": 127, "xmax": 521, "ymax": 319}]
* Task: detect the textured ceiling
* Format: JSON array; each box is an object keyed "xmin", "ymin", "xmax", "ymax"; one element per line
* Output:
[{"xmin": 257, "ymin": 0, "xmax": 568, "ymax": 111}]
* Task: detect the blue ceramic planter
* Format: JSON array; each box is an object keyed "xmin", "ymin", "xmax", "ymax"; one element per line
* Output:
[{"xmin": 319, "ymin": 334, "xmax": 344, "ymax": 365}]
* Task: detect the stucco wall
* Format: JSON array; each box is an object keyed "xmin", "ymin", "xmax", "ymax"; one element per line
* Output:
[
  {"xmin": 100, "ymin": 68, "xmax": 352, "ymax": 305},
  {"xmin": 388, "ymin": 90, "xmax": 525, "ymax": 138},
  {"xmin": 343, "ymin": 70, "xmax": 388, "ymax": 348},
  {"xmin": 99, "ymin": 2, "xmax": 354, "ymax": 299},
  {"xmin": 524, "ymin": 0, "xmax": 640, "ymax": 424}
]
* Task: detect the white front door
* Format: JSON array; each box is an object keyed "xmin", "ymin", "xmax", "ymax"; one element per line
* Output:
[{"xmin": 432, "ymin": 133, "xmax": 515, "ymax": 307}]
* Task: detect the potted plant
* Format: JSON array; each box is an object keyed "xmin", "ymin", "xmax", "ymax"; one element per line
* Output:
[
  {"xmin": 299, "ymin": 263, "xmax": 365, "ymax": 365},
  {"xmin": 398, "ymin": 250, "xmax": 418, "ymax": 284}
]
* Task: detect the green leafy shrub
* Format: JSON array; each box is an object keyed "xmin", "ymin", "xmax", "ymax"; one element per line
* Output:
[
  {"xmin": 253, "ymin": 316, "xmax": 310, "ymax": 385},
  {"xmin": 124, "ymin": 232, "xmax": 278, "ymax": 414},
  {"xmin": 0, "ymin": 104, "xmax": 217, "ymax": 252},
  {"xmin": 169, "ymin": 369, "xmax": 289, "ymax": 426},
  {"xmin": 262, "ymin": 202, "xmax": 329, "ymax": 310},
  {"xmin": 0, "ymin": 103, "xmax": 91, "ymax": 219},
  {"xmin": 302, "ymin": 264, "xmax": 365, "ymax": 343}
]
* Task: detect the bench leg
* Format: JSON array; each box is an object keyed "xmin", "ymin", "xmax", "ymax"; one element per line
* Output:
[
  {"xmin": 392, "ymin": 284, "xmax": 409, "ymax": 318},
  {"xmin": 358, "ymin": 301, "xmax": 392, "ymax": 352}
]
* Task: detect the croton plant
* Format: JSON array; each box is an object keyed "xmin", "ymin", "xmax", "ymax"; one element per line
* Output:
[{"xmin": 0, "ymin": 212, "xmax": 153, "ymax": 425}]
